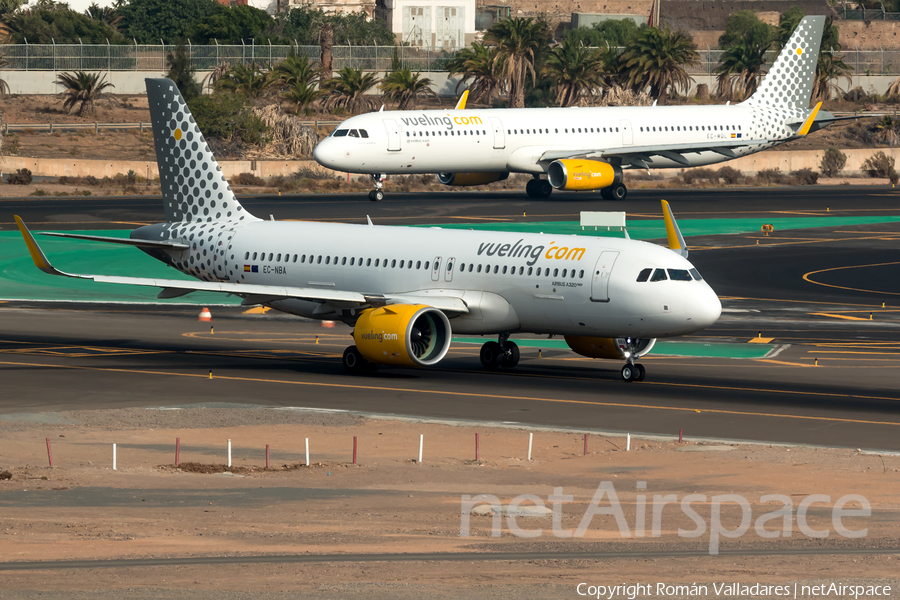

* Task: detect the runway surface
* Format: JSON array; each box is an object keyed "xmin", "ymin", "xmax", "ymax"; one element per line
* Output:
[{"xmin": 1, "ymin": 187, "xmax": 899, "ymax": 450}]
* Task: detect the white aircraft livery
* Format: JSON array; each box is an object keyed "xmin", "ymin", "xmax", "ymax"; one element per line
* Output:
[
  {"xmin": 314, "ymin": 16, "xmax": 838, "ymax": 201},
  {"xmin": 15, "ymin": 78, "xmax": 721, "ymax": 382}
]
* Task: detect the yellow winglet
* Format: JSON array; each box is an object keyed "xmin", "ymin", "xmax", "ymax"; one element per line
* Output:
[
  {"xmin": 14, "ymin": 215, "xmax": 67, "ymax": 276},
  {"xmin": 661, "ymin": 200, "xmax": 688, "ymax": 258},
  {"xmin": 454, "ymin": 90, "xmax": 469, "ymax": 110},
  {"xmin": 797, "ymin": 102, "xmax": 822, "ymax": 136}
]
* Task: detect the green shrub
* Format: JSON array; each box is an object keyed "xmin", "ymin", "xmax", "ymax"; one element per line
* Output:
[
  {"xmin": 791, "ymin": 168, "xmax": 819, "ymax": 185},
  {"xmin": 232, "ymin": 172, "xmax": 266, "ymax": 186},
  {"xmin": 755, "ymin": 168, "xmax": 788, "ymax": 184},
  {"xmin": 8, "ymin": 168, "xmax": 33, "ymax": 185},
  {"xmin": 717, "ymin": 166, "xmax": 743, "ymax": 184},
  {"xmin": 187, "ymin": 93, "xmax": 269, "ymax": 146},
  {"xmin": 862, "ymin": 151, "xmax": 896, "ymax": 178},
  {"xmin": 820, "ymin": 147, "xmax": 847, "ymax": 177}
]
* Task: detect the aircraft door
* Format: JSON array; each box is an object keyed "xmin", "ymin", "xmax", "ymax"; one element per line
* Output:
[
  {"xmin": 590, "ymin": 251, "xmax": 619, "ymax": 302},
  {"xmin": 490, "ymin": 117, "xmax": 505, "ymax": 149},
  {"xmin": 213, "ymin": 229, "xmax": 235, "ymax": 280},
  {"xmin": 444, "ymin": 257, "xmax": 456, "ymax": 282},
  {"xmin": 431, "ymin": 257, "xmax": 442, "ymax": 281},
  {"xmin": 619, "ymin": 119, "xmax": 634, "ymax": 146},
  {"xmin": 620, "ymin": 120, "xmax": 633, "ymax": 145},
  {"xmin": 384, "ymin": 119, "xmax": 401, "ymax": 151}
]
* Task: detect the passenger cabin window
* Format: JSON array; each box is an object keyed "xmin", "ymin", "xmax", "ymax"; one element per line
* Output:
[
  {"xmin": 333, "ymin": 129, "xmax": 348, "ymax": 137},
  {"xmin": 649, "ymin": 268, "xmax": 668, "ymax": 282},
  {"xmin": 668, "ymin": 269, "xmax": 692, "ymax": 281}
]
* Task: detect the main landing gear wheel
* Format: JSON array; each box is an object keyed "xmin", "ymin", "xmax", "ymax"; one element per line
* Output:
[
  {"xmin": 601, "ymin": 184, "xmax": 628, "ymax": 201},
  {"xmin": 525, "ymin": 179, "xmax": 553, "ymax": 199},
  {"xmin": 343, "ymin": 346, "xmax": 366, "ymax": 373},
  {"xmin": 480, "ymin": 341, "xmax": 503, "ymax": 369},
  {"xmin": 500, "ymin": 342, "xmax": 520, "ymax": 368},
  {"xmin": 368, "ymin": 189, "xmax": 384, "ymax": 202}
]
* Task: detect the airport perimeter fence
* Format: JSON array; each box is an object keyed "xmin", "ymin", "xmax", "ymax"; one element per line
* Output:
[{"xmin": 3, "ymin": 43, "xmax": 900, "ymax": 77}]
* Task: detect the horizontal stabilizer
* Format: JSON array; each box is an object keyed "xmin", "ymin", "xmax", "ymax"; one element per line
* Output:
[{"xmin": 39, "ymin": 232, "xmax": 189, "ymax": 250}]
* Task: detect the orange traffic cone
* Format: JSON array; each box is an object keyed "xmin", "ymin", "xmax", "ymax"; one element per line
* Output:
[{"xmin": 198, "ymin": 307, "xmax": 212, "ymax": 322}]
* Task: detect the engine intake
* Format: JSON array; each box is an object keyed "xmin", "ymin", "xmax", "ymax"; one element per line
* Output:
[
  {"xmin": 547, "ymin": 159, "xmax": 622, "ymax": 191},
  {"xmin": 353, "ymin": 304, "xmax": 451, "ymax": 367},
  {"xmin": 438, "ymin": 172, "xmax": 510, "ymax": 186},
  {"xmin": 564, "ymin": 336, "xmax": 655, "ymax": 360}
]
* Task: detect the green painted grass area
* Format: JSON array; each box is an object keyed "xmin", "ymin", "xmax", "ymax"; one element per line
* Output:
[
  {"xmin": 452, "ymin": 337, "xmax": 772, "ymax": 359},
  {"xmin": 425, "ymin": 215, "xmax": 900, "ymax": 240},
  {"xmin": 0, "ymin": 231, "xmax": 240, "ymax": 304}
]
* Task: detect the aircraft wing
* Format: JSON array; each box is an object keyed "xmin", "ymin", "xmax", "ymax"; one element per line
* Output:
[
  {"xmin": 15, "ymin": 216, "xmax": 469, "ymax": 314},
  {"xmin": 538, "ymin": 137, "xmax": 771, "ymax": 169}
]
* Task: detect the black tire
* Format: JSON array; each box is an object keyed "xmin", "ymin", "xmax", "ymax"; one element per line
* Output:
[
  {"xmin": 538, "ymin": 180, "xmax": 553, "ymax": 198},
  {"xmin": 635, "ymin": 363, "xmax": 646, "ymax": 381},
  {"xmin": 611, "ymin": 184, "xmax": 627, "ymax": 201},
  {"xmin": 372, "ymin": 190, "xmax": 385, "ymax": 202},
  {"xmin": 525, "ymin": 179, "xmax": 539, "ymax": 198},
  {"xmin": 367, "ymin": 190, "xmax": 375, "ymax": 201},
  {"xmin": 600, "ymin": 187, "xmax": 613, "ymax": 200},
  {"xmin": 343, "ymin": 346, "xmax": 366, "ymax": 373},
  {"xmin": 480, "ymin": 341, "xmax": 503, "ymax": 369},
  {"xmin": 500, "ymin": 342, "xmax": 520, "ymax": 368},
  {"xmin": 621, "ymin": 364, "xmax": 635, "ymax": 382}
]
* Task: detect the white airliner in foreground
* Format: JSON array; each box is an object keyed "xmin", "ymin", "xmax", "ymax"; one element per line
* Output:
[
  {"xmin": 315, "ymin": 16, "xmax": 839, "ymax": 201},
  {"xmin": 16, "ymin": 78, "xmax": 721, "ymax": 382}
]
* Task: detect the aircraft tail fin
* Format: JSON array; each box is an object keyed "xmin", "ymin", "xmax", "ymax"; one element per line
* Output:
[
  {"xmin": 661, "ymin": 200, "xmax": 688, "ymax": 258},
  {"xmin": 744, "ymin": 15, "xmax": 825, "ymax": 110},
  {"xmin": 145, "ymin": 78, "xmax": 258, "ymax": 224}
]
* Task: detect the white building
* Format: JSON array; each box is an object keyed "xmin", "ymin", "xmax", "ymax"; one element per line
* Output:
[{"xmin": 380, "ymin": 0, "xmax": 475, "ymax": 49}]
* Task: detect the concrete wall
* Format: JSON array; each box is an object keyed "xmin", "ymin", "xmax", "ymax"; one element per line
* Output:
[
  {"xmin": 4, "ymin": 147, "xmax": 896, "ymax": 180},
  {"xmin": 0, "ymin": 69, "xmax": 468, "ymax": 96}
]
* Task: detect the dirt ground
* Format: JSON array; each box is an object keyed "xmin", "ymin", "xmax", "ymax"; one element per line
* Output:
[{"xmin": 0, "ymin": 407, "xmax": 897, "ymax": 598}]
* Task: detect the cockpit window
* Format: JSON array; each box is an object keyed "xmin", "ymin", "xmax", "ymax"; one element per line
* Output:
[
  {"xmin": 668, "ymin": 269, "xmax": 692, "ymax": 281},
  {"xmin": 359, "ymin": 129, "xmax": 369, "ymax": 138},
  {"xmin": 333, "ymin": 129, "xmax": 348, "ymax": 137},
  {"xmin": 636, "ymin": 268, "xmax": 652, "ymax": 282},
  {"xmin": 689, "ymin": 268, "xmax": 703, "ymax": 281},
  {"xmin": 649, "ymin": 268, "xmax": 668, "ymax": 282},
  {"xmin": 348, "ymin": 129, "xmax": 359, "ymax": 138}
]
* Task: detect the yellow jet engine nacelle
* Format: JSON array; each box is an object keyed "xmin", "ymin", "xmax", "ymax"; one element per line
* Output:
[
  {"xmin": 437, "ymin": 172, "xmax": 510, "ymax": 186},
  {"xmin": 564, "ymin": 336, "xmax": 656, "ymax": 360},
  {"xmin": 353, "ymin": 304, "xmax": 452, "ymax": 367},
  {"xmin": 547, "ymin": 159, "xmax": 622, "ymax": 191}
]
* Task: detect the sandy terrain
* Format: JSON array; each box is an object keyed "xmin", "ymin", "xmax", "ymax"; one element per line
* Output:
[{"xmin": 0, "ymin": 407, "xmax": 898, "ymax": 598}]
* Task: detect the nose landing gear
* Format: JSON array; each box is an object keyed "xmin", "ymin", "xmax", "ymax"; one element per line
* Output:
[
  {"xmin": 480, "ymin": 334, "xmax": 520, "ymax": 369},
  {"xmin": 368, "ymin": 173, "xmax": 386, "ymax": 202},
  {"xmin": 619, "ymin": 338, "xmax": 645, "ymax": 382}
]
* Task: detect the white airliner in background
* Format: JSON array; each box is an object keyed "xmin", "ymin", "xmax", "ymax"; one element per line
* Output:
[
  {"xmin": 16, "ymin": 78, "xmax": 721, "ymax": 382},
  {"xmin": 315, "ymin": 16, "xmax": 839, "ymax": 201}
]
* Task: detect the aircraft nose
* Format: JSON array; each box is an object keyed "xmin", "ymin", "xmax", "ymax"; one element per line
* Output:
[
  {"xmin": 313, "ymin": 139, "xmax": 337, "ymax": 169},
  {"xmin": 688, "ymin": 287, "xmax": 722, "ymax": 329}
]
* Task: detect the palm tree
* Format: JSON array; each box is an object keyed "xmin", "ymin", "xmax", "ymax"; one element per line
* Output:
[
  {"xmin": 813, "ymin": 50, "xmax": 853, "ymax": 102},
  {"xmin": 872, "ymin": 116, "xmax": 900, "ymax": 146},
  {"xmin": 214, "ymin": 63, "xmax": 276, "ymax": 99},
  {"xmin": 0, "ymin": 54, "xmax": 9, "ymax": 97},
  {"xmin": 543, "ymin": 39, "xmax": 607, "ymax": 106},
  {"xmin": 619, "ymin": 25, "xmax": 699, "ymax": 105},
  {"xmin": 282, "ymin": 80, "xmax": 323, "ymax": 115},
  {"xmin": 55, "ymin": 71, "xmax": 114, "ymax": 117},
  {"xmin": 484, "ymin": 17, "xmax": 551, "ymax": 108},
  {"xmin": 84, "ymin": 3, "xmax": 121, "ymax": 27},
  {"xmin": 715, "ymin": 38, "xmax": 770, "ymax": 100},
  {"xmin": 380, "ymin": 68, "xmax": 434, "ymax": 110},
  {"xmin": 446, "ymin": 42, "xmax": 504, "ymax": 105},
  {"xmin": 275, "ymin": 54, "xmax": 319, "ymax": 89},
  {"xmin": 322, "ymin": 67, "xmax": 380, "ymax": 114}
]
